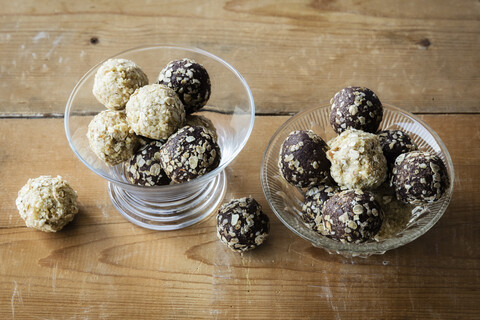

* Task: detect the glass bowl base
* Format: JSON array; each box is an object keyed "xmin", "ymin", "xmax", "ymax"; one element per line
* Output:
[{"xmin": 108, "ymin": 171, "xmax": 226, "ymax": 230}]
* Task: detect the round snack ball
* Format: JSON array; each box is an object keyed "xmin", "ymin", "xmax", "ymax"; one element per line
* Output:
[
  {"xmin": 216, "ymin": 197, "xmax": 270, "ymax": 253},
  {"xmin": 185, "ymin": 114, "xmax": 218, "ymax": 141},
  {"xmin": 302, "ymin": 184, "xmax": 339, "ymax": 231},
  {"xmin": 16, "ymin": 176, "xmax": 78, "ymax": 232},
  {"xmin": 391, "ymin": 151, "xmax": 450, "ymax": 204},
  {"xmin": 125, "ymin": 140, "xmax": 171, "ymax": 186},
  {"xmin": 327, "ymin": 129, "xmax": 387, "ymax": 190},
  {"xmin": 125, "ymin": 84, "xmax": 186, "ymax": 140},
  {"xmin": 278, "ymin": 130, "xmax": 330, "ymax": 188},
  {"xmin": 321, "ymin": 190, "xmax": 383, "ymax": 243},
  {"xmin": 158, "ymin": 58, "xmax": 211, "ymax": 114},
  {"xmin": 160, "ymin": 125, "xmax": 221, "ymax": 184},
  {"xmin": 378, "ymin": 130, "xmax": 417, "ymax": 169},
  {"xmin": 329, "ymin": 86, "xmax": 383, "ymax": 134},
  {"xmin": 92, "ymin": 58, "xmax": 148, "ymax": 110},
  {"xmin": 87, "ymin": 110, "xmax": 139, "ymax": 166}
]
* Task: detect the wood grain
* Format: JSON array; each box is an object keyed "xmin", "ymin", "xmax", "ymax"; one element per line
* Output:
[
  {"xmin": 0, "ymin": 0, "xmax": 479, "ymax": 115},
  {"xmin": 0, "ymin": 115, "xmax": 478, "ymax": 319}
]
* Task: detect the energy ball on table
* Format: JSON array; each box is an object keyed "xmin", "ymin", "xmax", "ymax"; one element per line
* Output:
[
  {"xmin": 92, "ymin": 58, "xmax": 148, "ymax": 110},
  {"xmin": 321, "ymin": 190, "xmax": 383, "ymax": 243},
  {"xmin": 16, "ymin": 176, "xmax": 78, "ymax": 232},
  {"xmin": 216, "ymin": 197, "xmax": 270, "ymax": 253},
  {"xmin": 391, "ymin": 151, "xmax": 450, "ymax": 205},
  {"xmin": 329, "ymin": 86, "xmax": 383, "ymax": 134},
  {"xmin": 126, "ymin": 84, "xmax": 186, "ymax": 140},
  {"xmin": 125, "ymin": 140, "xmax": 171, "ymax": 186},
  {"xmin": 302, "ymin": 184, "xmax": 339, "ymax": 232},
  {"xmin": 158, "ymin": 58, "xmax": 211, "ymax": 114},
  {"xmin": 378, "ymin": 130, "xmax": 417, "ymax": 169},
  {"xmin": 87, "ymin": 110, "xmax": 139, "ymax": 166},
  {"xmin": 327, "ymin": 129, "xmax": 387, "ymax": 190},
  {"xmin": 278, "ymin": 130, "xmax": 330, "ymax": 188},
  {"xmin": 160, "ymin": 125, "xmax": 221, "ymax": 184},
  {"xmin": 185, "ymin": 114, "xmax": 218, "ymax": 141}
]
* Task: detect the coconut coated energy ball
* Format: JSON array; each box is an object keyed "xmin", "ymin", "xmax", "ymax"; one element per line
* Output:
[
  {"xmin": 16, "ymin": 176, "xmax": 78, "ymax": 232},
  {"xmin": 329, "ymin": 86, "xmax": 383, "ymax": 134},
  {"xmin": 125, "ymin": 140, "xmax": 171, "ymax": 186},
  {"xmin": 92, "ymin": 58, "xmax": 148, "ymax": 110},
  {"xmin": 378, "ymin": 130, "xmax": 417, "ymax": 169},
  {"xmin": 302, "ymin": 184, "xmax": 339, "ymax": 231},
  {"xmin": 87, "ymin": 110, "xmax": 139, "ymax": 166},
  {"xmin": 185, "ymin": 114, "xmax": 218, "ymax": 141},
  {"xmin": 216, "ymin": 197, "xmax": 270, "ymax": 253}
]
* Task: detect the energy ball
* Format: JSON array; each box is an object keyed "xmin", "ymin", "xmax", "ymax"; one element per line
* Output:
[
  {"xmin": 92, "ymin": 58, "xmax": 148, "ymax": 110},
  {"xmin": 302, "ymin": 184, "xmax": 339, "ymax": 232},
  {"xmin": 378, "ymin": 130, "xmax": 417, "ymax": 169},
  {"xmin": 278, "ymin": 130, "xmax": 330, "ymax": 188},
  {"xmin": 160, "ymin": 125, "xmax": 221, "ymax": 184},
  {"xmin": 327, "ymin": 129, "xmax": 387, "ymax": 190},
  {"xmin": 125, "ymin": 140, "xmax": 171, "ymax": 186},
  {"xmin": 158, "ymin": 58, "xmax": 211, "ymax": 114},
  {"xmin": 216, "ymin": 197, "xmax": 270, "ymax": 253},
  {"xmin": 329, "ymin": 86, "xmax": 383, "ymax": 134},
  {"xmin": 87, "ymin": 110, "xmax": 139, "ymax": 166},
  {"xmin": 391, "ymin": 151, "xmax": 450, "ymax": 204},
  {"xmin": 321, "ymin": 190, "xmax": 383, "ymax": 243},
  {"xmin": 16, "ymin": 176, "xmax": 78, "ymax": 232},
  {"xmin": 126, "ymin": 84, "xmax": 186, "ymax": 140},
  {"xmin": 185, "ymin": 114, "xmax": 218, "ymax": 141}
]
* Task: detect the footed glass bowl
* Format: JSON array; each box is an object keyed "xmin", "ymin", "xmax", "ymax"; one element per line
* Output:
[
  {"xmin": 65, "ymin": 45, "xmax": 254, "ymax": 230},
  {"xmin": 261, "ymin": 104, "xmax": 454, "ymax": 257}
]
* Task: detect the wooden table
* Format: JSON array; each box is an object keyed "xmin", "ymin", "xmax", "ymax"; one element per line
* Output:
[{"xmin": 1, "ymin": 1, "xmax": 479, "ymax": 319}]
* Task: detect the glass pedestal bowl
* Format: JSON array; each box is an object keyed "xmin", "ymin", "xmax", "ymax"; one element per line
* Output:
[
  {"xmin": 65, "ymin": 45, "xmax": 254, "ymax": 230},
  {"xmin": 261, "ymin": 104, "xmax": 454, "ymax": 257}
]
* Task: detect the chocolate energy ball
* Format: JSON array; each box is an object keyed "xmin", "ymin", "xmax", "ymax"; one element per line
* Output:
[
  {"xmin": 125, "ymin": 140, "xmax": 171, "ymax": 186},
  {"xmin": 378, "ymin": 130, "xmax": 417, "ymax": 169},
  {"xmin": 391, "ymin": 151, "xmax": 450, "ymax": 205},
  {"xmin": 185, "ymin": 114, "xmax": 218, "ymax": 141},
  {"xmin": 329, "ymin": 86, "xmax": 383, "ymax": 134},
  {"xmin": 278, "ymin": 130, "xmax": 330, "ymax": 188},
  {"xmin": 158, "ymin": 58, "xmax": 211, "ymax": 114},
  {"xmin": 321, "ymin": 190, "xmax": 383, "ymax": 243},
  {"xmin": 302, "ymin": 184, "xmax": 339, "ymax": 232},
  {"xmin": 216, "ymin": 197, "xmax": 270, "ymax": 253},
  {"xmin": 160, "ymin": 125, "xmax": 221, "ymax": 184}
]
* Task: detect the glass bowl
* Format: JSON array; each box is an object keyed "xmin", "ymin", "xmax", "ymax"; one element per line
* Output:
[
  {"xmin": 261, "ymin": 104, "xmax": 454, "ymax": 257},
  {"xmin": 65, "ymin": 45, "xmax": 255, "ymax": 230}
]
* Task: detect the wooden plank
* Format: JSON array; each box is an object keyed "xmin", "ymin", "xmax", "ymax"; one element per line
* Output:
[
  {"xmin": 0, "ymin": 0, "xmax": 479, "ymax": 115},
  {"xmin": 0, "ymin": 115, "xmax": 478, "ymax": 318}
]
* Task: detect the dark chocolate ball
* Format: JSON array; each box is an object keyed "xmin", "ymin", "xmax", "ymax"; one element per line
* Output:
[
  {"xmin": 216, "ymin": 197, "xmax": 270, "ymax": 253},
  {"xmin": 278, "ymin": 130, "xmax": 330, "ymax": 188},
  {"xmin": 322, "ymin": 190, "xmax": 383, "ymax": 243},
  {"xmin": 125, "ymin": 140, "xmax": 171, "ymax": 186},
  {"xmin": 391, "ymin": 151, "xmax": 449, "ymax": 204},
  {"xmin": 158, "ymin": 58, "xmax": 211, "ymax": 114},
  {"xmin": 160, "ymin": 125, "xmax": 220, "ymax": 184},
  {"xmin": 329, "ymin": 86, "xmax": 383, "ymax": 134},
  {"xmin": 378, "ymin": 130, "xmax": 417, "ymax": 169},
  {"xmin": 302, "ymin": 184, "xmax": 339, "ymax": 231}
]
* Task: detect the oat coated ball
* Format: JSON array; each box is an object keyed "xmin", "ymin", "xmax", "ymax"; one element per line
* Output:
[
  {"xmin": 278, "ymin": 130, "xmax": 330, "ymax": 188},
  {"xmin": 391, "ymin": 151, "xmax": 450, "ymax": 205},
  {"xmin": 125, "ymin": 84, "xmax": 186, "ymax": 140},
  {"xmin": 321, "ymin": 190, "xmax": 383, "ymax": 243},
  {"xmin": 92, "ymin": 58, "xmax": 148, "ymax": 110},
  {"xmin": 125, "ymin": 140, "xmax": 171, "ymax": 186},
  {"xmin": 329, "ymin": 86, "xmax": 383, "ymax": 134},
  {"xmin": 185, "ymin": 114, "xmax": 218, "ymax": 141},
  {"xmin": 158, "ymin": 58, "xmax": 211, "ymax": 114},
  {"xmin": 216, "ymin": 197, "xmax": 270, "ymax": 253},
  {"xmin": 87, "ymin": 110, "xmax": 139, "ymax": 166},
  {"xmin": 327, "ymin": 129, "xmax": 387, "ymax": 190},
  {"xmin": 302, "ymin": 184, "xmax": 339, "ymax": 232},
  {"xmin": 378, "ymin": 130, "xmax": 417, "ymax": 169},
  {"xmin": 16, "ymin": 176, "xmax": 78, "ymax": 232},
  {"xmin": 160, "ymin": 125, "xmax": 221, "ymax": 184}
]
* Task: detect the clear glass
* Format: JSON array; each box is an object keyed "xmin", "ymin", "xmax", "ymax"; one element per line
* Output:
[
  {"xmin": 261, "ymin": 104, "xmax": 454, "ymax": 257},
  {"xmin": 65, "ymin": 45, "xmax": 255, "ymax": 230}
]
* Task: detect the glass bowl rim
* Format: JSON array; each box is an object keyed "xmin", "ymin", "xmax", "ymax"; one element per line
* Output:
[{"xmin": 64, "ymin": 44, "xmax": 255, "ymax": 190}]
